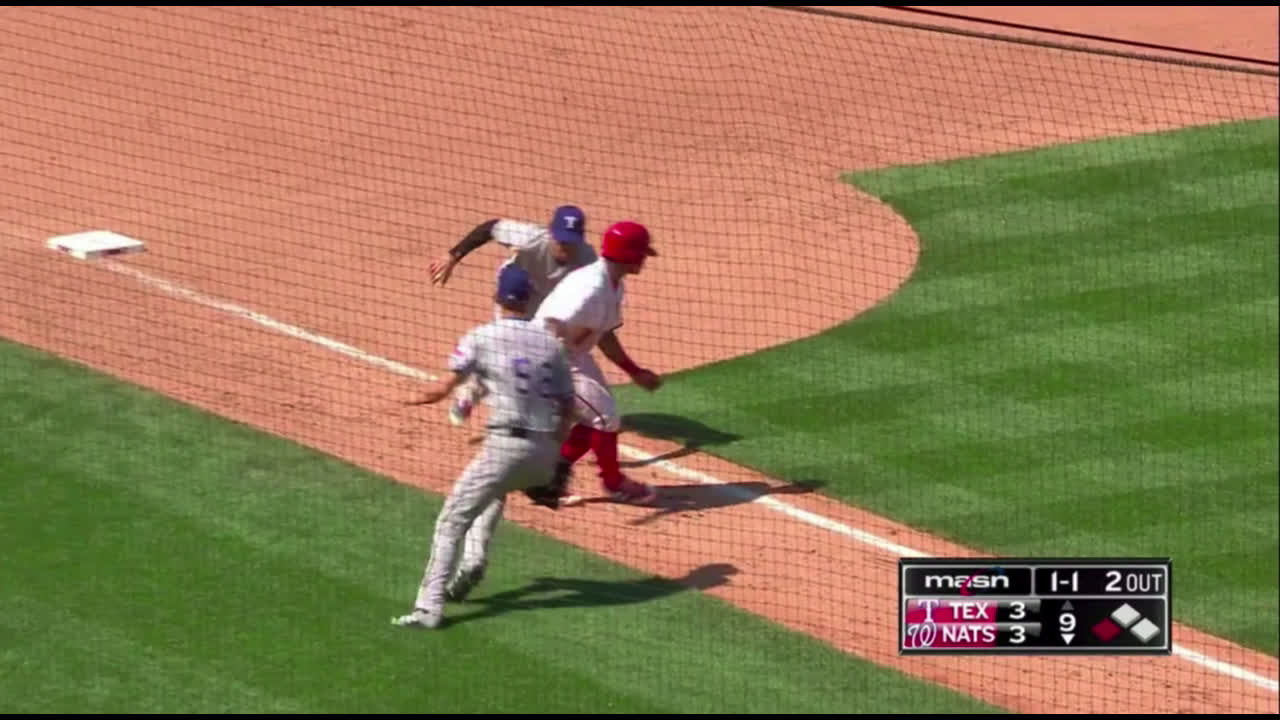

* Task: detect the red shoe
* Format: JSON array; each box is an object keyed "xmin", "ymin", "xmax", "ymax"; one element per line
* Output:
[{"xmin": 607, "ymin": 478, "xmax": 658, "ymax": 505}]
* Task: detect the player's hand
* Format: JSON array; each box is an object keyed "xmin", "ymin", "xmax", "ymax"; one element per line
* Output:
[
  {"xmin": 630, "ymin": 368, "xmax": 662, "ymax": 392},
  {"xmin": 429, "ymin": 253, "xmax": 458, "ymax": 286}
]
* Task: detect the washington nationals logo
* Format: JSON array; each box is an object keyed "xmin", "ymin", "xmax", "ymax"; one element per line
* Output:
[{"xmin": 905, "ymin": 621, "xmax": 939, "ymax": 648}]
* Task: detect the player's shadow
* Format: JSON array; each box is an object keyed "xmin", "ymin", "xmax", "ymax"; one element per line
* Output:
[
  {"xmin": 617, "ymin": 412, "xmax": 743, "ymax": 467},
  {"xmin": 444, "ymin": 563, "xmax": 739, "ymax": 627},
  {"xmin": 616, "ymin": 479, "xmax": 825, "ymax": 526}
]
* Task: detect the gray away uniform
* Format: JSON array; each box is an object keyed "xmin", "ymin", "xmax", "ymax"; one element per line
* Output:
[
  {"xmin": 452, "ymin": 219, "xmax": 597, "ymax": 412},
  {"xmin": 412, "ymin": 317, "xmax": 574, "ymax": 616},
  {"xmin": 492, "ymin": 219, "xmax": 598, "ymax": 315}
]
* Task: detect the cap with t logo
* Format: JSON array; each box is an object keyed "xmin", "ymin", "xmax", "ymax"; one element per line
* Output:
[{"xmin": 548, "ymin": 205, "xmax": 586, "ymax": 244}]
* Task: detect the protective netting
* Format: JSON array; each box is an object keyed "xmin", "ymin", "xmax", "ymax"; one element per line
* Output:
[{"xmin": 1, "ymin": 6, "xmax": 1275, "ymax": 714}]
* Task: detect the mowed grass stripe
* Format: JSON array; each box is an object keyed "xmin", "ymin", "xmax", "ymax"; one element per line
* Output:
[
  {"xmin": 0, "ymin": 338, "xmax": 999, "ymax": 714},
  {"xmin": 0, "ymin": 593, "xmax": 307, "ymax": 715},
  {"xmin": 6, "ymin": 450, "xmax": 640, "ymax": 715},
  {"xmin": 860, "ymin": 117, "xmax": 1278, "ymax": 194},
  {"xmin": 920, "ymin": 204, "xmax": 1278, "ymax": 278},
  {"xmin": 839, "ymin": 439, "xmax": 1278, "ymax": 518},
  {"xmin": 616, "ymin": 117, "xmax": 1279, "ymax": 655},
  {"xmin": 740, "ymin": 322, "xmax": 1270, "ymax": 448},
  {"xmin": 857, "ymin": 263, "xmax": 1274, "ymax": 343}
]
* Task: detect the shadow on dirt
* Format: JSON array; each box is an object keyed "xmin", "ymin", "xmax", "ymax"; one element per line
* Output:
[
  {"xmin": 609, "ymin": 479, "xmax": 825, "ymax": 525},
  {"xmin": 617, "ymin": 412, "xmax": 743, "ymax": 467},
  {"xmin": 442, "ymin": 562, "xmax": 740, "ymax": 626}
]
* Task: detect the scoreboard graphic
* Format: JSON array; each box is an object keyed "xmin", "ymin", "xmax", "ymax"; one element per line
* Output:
[{"xmin": 899, "ymin": 558, "xmax": 1171, "ymax": 655}]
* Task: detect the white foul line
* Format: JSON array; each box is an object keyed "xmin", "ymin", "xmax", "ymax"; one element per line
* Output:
[
  {"xmin": 614, "ymin": 445, "xmax": 928, "ymax": 558},
  {"xmin": 1171, "ymin": 644, "xmax": 1278, "ymax": 692},
  {"xmin": 103, "ymin": 259, "xmax": 1279, "ymax": 695},
  {"xmin": 105, "ymin": 262, "xmax": 432, "ymax": 382}
]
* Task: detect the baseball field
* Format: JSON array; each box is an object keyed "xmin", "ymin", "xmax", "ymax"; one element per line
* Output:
[{"xmin": 1, "ymin": 5, "xmax": 1277, "ymax": 715}]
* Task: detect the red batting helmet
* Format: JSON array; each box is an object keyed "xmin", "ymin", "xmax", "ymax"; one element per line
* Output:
[{"xmin": 601, "ymin": 221, "xmax": 658, "ymax": 264}]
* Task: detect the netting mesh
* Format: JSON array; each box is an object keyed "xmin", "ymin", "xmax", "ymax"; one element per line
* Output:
[{"xmin": 1, "ymin": 5, "xmax": 1276, "ymax": 714}]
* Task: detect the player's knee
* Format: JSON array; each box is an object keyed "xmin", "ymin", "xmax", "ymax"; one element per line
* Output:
[
  {"xmin": 436, "ymin": 499, "xmax": 485, "ymax": 529},
  {"xmin": 438, "ymin": 512, "xmax": 476, "ymax": 537},
  {"xmin": 597, "ymin": 394, "xmax": 620, "ymax": 432},
  {"xmin": 577, "ymin": 403, "xmax": 620, "ymax": 433}
]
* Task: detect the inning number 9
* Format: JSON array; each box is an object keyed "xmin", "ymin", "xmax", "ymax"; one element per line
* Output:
[
  {"xmin": 1059, "ymin": 612, "xmax": 1077, "ymax": 633},
  {"xmin": 514, "ymin": 357, "xmax": 555, "ymax": 398}
]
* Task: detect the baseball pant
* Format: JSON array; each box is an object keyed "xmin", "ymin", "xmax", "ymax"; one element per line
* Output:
[
  {"xmin": 414, "ymin": 430, "xmax": 561, "ymax": 613},
  {"xmin": 568, "ymin": 352, "xmax": 620, "ymax": 432},
  {"xmin": 554, "ymin": 351, "xmax": 633, "ymax": 491}
]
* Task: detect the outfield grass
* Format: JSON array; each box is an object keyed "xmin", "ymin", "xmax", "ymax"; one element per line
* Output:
[
  {"xmin": 0, "ymin": 338, "xmax": 1000, "ymax": 714},
  {"xmin": 617, "ymin": 117, "xmax": 1280, "ymax": 655}
]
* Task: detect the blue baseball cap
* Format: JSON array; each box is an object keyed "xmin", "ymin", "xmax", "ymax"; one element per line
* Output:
[
  {"xmin": 548, "ymin": 205, "xmax": 586, "ymax": 245},
  {"xmin": 495, "ymin": 263, "xmax": 532, "ymax": 305}
]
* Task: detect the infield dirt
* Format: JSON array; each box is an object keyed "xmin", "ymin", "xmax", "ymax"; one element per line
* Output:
[{"xmin": 0, "ymin": 5, "xmax": 1276, "ymax": 712}]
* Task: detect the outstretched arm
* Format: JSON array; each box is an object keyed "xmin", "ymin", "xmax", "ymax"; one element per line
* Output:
[
  {"xmin": 598, "ymin": 330, "xmax": 661, "ymax": 391},
  {"xmin": 429, "ymin": 218, "xmax": 500, "ymax": 286},
  {"xmin": 405, "ymin": 370, "xmax": 467, "ymax": 406},
  {"xmin": 407, "ymin": 332, "xmax": 478, "ymax": 405}
]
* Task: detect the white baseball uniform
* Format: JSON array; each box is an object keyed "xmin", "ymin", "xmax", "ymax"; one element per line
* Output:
[{"xmin": 532, "ymin": 257, "xmax": 624, "ymax": 433}]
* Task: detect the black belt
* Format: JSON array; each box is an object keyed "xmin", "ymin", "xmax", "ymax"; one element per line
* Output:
[{"xmin": 488, "ymin": 426, "xmax": 533, "ymax": 438}]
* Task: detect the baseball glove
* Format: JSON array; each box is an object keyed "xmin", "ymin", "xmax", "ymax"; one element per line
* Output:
[{"xmin": 523, "ymin": 483, "xmax": 563, "ymax": 510}]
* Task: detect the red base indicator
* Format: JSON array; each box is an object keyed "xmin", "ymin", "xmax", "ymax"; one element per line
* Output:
[
  {"xmin": 899, "ymin": 558, "xmax": 1171, "ymax": 655},
  {"xmin": 1093, "ymin": 618, "xmax": 1122, "ymax": 643}
]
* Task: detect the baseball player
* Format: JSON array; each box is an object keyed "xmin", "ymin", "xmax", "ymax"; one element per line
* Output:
[
  {"xmin": 428, "ymin": 205, "xmax": 598, "ymax": 427},
  {"xmin": 523, "ymin": 220, "xmax": 663, "ymax": 508},
  {"xmin": 394, "ymin": 264, "xmax": 576, "ymax": 629}
]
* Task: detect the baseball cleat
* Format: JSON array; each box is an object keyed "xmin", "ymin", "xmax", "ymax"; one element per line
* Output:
[
  {"xmin": 446, "ymin": 564, "xmax": 486, "ymax": 602},
  {"xmin": 608, "ymin": 479, "xmax": 658, "ymax": 506},
  {"xmin": 392, "ymin": 608, "xmax": 444, "ymax": 629},
  {"xmin": 524, "ymin": 460, "xmax": 575, "ymax": 509},
  {"xmin": 523, "ymin": 483, "xmax": 564, "ymax": 509}
]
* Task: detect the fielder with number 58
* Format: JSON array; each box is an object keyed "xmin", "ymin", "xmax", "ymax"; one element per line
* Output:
[{"xmin": 394, "ymin": 264, "xmax": 575, "ymax": 629}]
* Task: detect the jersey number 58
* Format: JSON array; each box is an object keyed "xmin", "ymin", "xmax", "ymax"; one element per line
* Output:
[{"xmin": 513, "ymin": 357, "xmax": 557, "ymax": 398}]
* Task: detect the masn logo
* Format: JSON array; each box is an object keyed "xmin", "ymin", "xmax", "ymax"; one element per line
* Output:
[{"xmin": 922, "ymin": 573, "xmax": 1010, "ymax": 591}]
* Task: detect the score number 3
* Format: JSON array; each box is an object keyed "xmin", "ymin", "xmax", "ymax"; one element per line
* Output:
[
  {"xmin": 1008, "ymin": 601, "xmax": 1027, "ymax": 644},
  {"xmin": 513, "ymin": 357, "xmax": 557, "ymax": 398}
]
